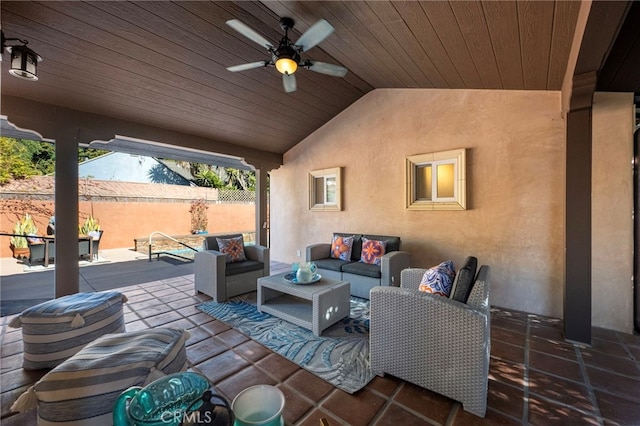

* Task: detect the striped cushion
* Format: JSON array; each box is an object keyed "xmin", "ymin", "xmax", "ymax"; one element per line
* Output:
[
  {"xmin": 11, "ymin": 327, "xmax": 189, "ymax": 426},
  {"xmin": 9, "ymin": 291, "xmax": 127, "ymax": 370}
]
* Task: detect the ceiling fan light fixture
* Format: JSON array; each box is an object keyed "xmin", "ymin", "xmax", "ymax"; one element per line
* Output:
[{"xmin": 275, "ymin": 57, "xmax": 298, "ymax": 75}]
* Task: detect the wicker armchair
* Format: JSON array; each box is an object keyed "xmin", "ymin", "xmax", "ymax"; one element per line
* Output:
[{"xmin": 370, "ymin": 265, "xmax": 491, "ymax": 417}]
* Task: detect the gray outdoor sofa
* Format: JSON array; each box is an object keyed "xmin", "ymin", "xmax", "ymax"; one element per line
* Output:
[
  {"xmin": 370, "ymin": 260, "xmax": 491, "ymax": 417},
  {"xmin": 306, "ymin": 233, "xmax": 411, "ymax": 299}
]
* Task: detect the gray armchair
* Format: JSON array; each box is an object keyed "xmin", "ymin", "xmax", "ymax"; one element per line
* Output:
[
  {"xmin": 194, "ymin": 234, "xmax": 269, "ymax": 302},
  {"xmin": 370, "ymin": 265, "xmax": 491, "ymax": 417}
]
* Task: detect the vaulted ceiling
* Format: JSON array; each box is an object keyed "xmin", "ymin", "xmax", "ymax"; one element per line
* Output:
[{"xmin": 0, "ymin": 1, "xmax": 636, "ymax": 159}]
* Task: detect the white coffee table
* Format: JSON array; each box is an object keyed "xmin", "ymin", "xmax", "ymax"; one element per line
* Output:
[{"xmin": 257, "ymin": 272, "xmax": 350, "ymax": 336}]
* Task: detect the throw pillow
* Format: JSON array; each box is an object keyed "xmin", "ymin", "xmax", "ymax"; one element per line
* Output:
[
  {"xmin": 216, "ymin": 236, "xmax": 247, "ymax": 263},
  {"xmin": 360, "ymin": 237, "xmax": 387, "ymax": 266},
  {"xmin": 418, "ymin": 260, "xmax": 456, "ymax": 297},
  {"xmin": 330, "ymin": 235, "xmax": 355, "ymax": 261}
]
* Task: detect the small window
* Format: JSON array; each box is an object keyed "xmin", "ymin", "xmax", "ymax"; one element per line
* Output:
[
  {"xmin": 309, "ymin": 167, "xmax": 342, "ymax": 211},
  {"xmin": 406, "ymin": 149, "xmax": 466, "ymax": 210}
]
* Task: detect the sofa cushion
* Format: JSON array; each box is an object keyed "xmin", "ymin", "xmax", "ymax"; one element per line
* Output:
[
  {"xmin": 217, "ymin": 236, "xmax": 247, "ymax": 263},
  {"xmin": 330, "ymin": 234, "xmax": 355, "ymax": 261},
  {"xmin": 314, "ymin": 257, "xmax": 351, "ymax": 272},
  {"xmin": 342, "ymin": 261, "xmax": 382, "ymax": 279},
  {"xmin": 11, "ymin": 328, "xmax": 189, "ymax": 425},
  {"xmin": 360, "ymin": 237, "xmax": 387, "ymax": 266},
  {"xmin": 449, "ymin": 256, "xmax": 478, "ymax": 303},
  {"xmin": 225, "ymin": 259, "xmax": 264, "ymax": 276},
  {"xmin": 419, "ymin": 260, "xmax": 456, "ymax": 297}
]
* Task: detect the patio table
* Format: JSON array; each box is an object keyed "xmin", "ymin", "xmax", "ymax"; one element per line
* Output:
[{"xmin": 257, "ymin": 272, "xmax": 350, "ymax": 336}]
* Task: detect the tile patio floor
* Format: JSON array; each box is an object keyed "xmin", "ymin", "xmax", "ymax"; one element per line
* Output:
[{"xmin": 1, "ymin": 250, "xmax": 639, "ymax": 425}]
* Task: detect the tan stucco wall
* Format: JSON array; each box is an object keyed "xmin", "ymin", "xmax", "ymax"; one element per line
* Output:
[
  {"xmin": 271, "ymin": 89, "xmax": 566, "ymax": 318},
  {"xmin": 592, "ymin": 92, "xmax": 634, "ymax": 333}
]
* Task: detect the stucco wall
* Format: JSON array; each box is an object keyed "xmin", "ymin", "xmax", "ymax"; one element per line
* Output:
[
  {"xmin": 1, "ymin": 201, "xmax": 254, "ymax": 257},
  {"xmin": 591, "ymin": 92, "xmax": 634, "ymax": 333},
  {"xmin": 271, "ymin": 89, "xmax": 566, "ymax": 318}
]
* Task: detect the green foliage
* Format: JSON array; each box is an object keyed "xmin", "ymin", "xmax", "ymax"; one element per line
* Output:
[
  {"xmin": 23, "ymin": 139, "xmax": 56, "ymax": 175},
  {"xmin": 10, "ymin": 214, "xmax": 39, "ymax": 248},
  {"xmin": 0, "ymin": 137, "xmax": 109, "ymax": 185},
  {"xmin": 80, "ymin": 215, "xmax": 101, "ymax": 234},
  {"xmin": 223, "ymin": 168, "xmax": 255, "ymax": 191},
  {"xmin": 79, "ymin": 148, "xmax": 109, "ymax": 161},
  {"xmin": 194, "ymin": 170, "xmax": 225, "ymax": 188},
  {"xmin": 0, "ymin": 138, "xmax": 40, "ymax": 185}
]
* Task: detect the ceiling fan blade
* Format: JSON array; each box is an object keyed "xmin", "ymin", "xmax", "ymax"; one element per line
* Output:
[
  {"xmin": 226, "ymin": 19, "xmax": 274, "ymax": 50},
  {"xmin": 226, "ymin": 61, "xmax": 268, "ymax": 72},
  {"xmin": 307, "ymin": 61, "xmax": 348, "ymax": 77},
  {"xmin": 283, "ymin": 73, "xmax": 297, "ymax": 93},
  {"xmin": 295, "ymin": 19, "xmax": 334, "ymax": 52}
]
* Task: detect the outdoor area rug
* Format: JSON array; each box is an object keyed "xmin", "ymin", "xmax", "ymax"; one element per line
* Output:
[{"xmin": 197, "ymin": 293, "xmax": 374, "ymax": 393}]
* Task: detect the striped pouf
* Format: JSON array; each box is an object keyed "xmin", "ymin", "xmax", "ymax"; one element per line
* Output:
[
  {"xmin": 11, "ymin": 327, "xmax": 190, "ymax": 426},
  {"xmin": 9, "ymin": 291, "xmax": 127, "ymax": 370}
]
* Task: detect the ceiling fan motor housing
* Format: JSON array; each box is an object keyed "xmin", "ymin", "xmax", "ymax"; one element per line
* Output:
[
  {"xmin": 279, "ymin": 17, "xmax": 295, "ymax": 31},
  {"xmin": 274, "ymin": 45, "xmax": 300, "ymax": 64}
]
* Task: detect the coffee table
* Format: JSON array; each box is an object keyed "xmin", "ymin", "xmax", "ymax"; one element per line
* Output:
[{"xmin": 257, "ymin": 272, "xmax": 350, "ymax": 336}]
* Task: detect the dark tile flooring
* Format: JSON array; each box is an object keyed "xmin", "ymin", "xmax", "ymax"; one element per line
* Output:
[{"xmin": 1, "ymin": 266, "xmax": 640, "ymax": 425}]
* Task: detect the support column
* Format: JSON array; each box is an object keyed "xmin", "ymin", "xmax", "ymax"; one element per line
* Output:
[
  {"xmin": 255, "ymin": 168, "xmax": 269, "ymax": 247},
  {"xmin": 54, "ymin": 138, "xmax": 80, "ymax": 298},
  {"xmin": 564, "ymin": 72, "xmax": 596, "ymax": 344}
]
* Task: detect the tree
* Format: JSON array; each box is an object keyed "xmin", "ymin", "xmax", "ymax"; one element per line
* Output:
[
  {"xmin": 194, "ymin": 169, "xmax": 225, "ymax": 188},
  {"xmin": 0, "ymin": 137, "xmax": 109, "ymax": 185},
  {"xmin": 223, "ymin": 168, "xmax": 255, "ymax": 190},
  {"xmin": 172, "ymin": 160, "xmax": 255, "ymax": 190},
  {"xmin": 0, "ymin": 137, "xmax": 40, "ymax": 184}
]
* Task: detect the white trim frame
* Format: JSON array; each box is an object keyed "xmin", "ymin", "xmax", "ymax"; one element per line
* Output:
[{"xmin": 406, "ymin": 148, "xmax": 467, "ymax": 210}]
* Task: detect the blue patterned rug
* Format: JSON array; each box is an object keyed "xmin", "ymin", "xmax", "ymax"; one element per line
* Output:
[{"xmin": 197, "ymin": 293, "xmax": 373, "ymax": 393}]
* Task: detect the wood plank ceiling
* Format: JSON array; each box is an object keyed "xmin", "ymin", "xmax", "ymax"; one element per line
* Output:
[{"xmin": 1, "ymin": 1, "xmax": 582, "ymax": 156}]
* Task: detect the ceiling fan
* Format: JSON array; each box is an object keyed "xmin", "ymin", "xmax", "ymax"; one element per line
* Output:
[{"xmin": 225, "ymin": 17, "xmax": 348, "ymax": 93}]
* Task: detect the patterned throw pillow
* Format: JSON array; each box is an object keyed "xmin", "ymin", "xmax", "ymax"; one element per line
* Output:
[
  {"xmin": 330, "ymin": 235, "xmax": 355, "ymax": 261},
  {"xmin": 216, "ymin": 236, "xmax": 247, "ymax": 263},
  {"xmin": 360, "ymin": 237, "xmax": 387, "ymax": 266},
  {"xmin": 419, "ymin": 260, "xmax": 456, "ymax": 297}
]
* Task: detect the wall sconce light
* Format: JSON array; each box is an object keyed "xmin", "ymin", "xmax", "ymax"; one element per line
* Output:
[{"xmin": 1, "ymin": 31, "xmax": 42, "ymax": 81}]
